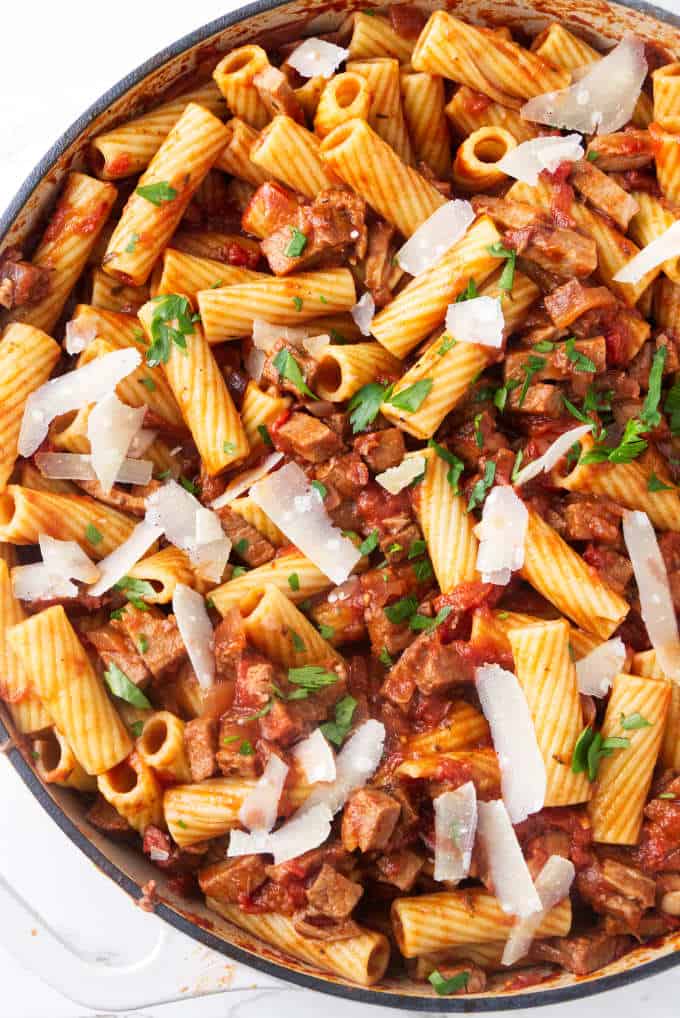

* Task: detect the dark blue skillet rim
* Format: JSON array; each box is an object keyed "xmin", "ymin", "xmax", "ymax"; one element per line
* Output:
[{"xmin": 2, "ymin": 0, "xmax": 680, "ymax": 1008}]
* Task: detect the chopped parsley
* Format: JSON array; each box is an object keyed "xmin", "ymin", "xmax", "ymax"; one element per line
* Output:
[
  {"xmin": 533, "ymin": 340, "xmax": 555, "ymax": 353},
  {"xmin": 437, "ymin": 334, "xmax": 456, "ymax": 356},
  {"xmin": 318, "ymin": 624, "xmax": 335, "ymax": 640},
  {"xmin": 211, "ymin": 279, "xmax": 224, "ymax": 288},
  {"xmin": 179, "ymin": 475, "xmax": 199, "ymax": 495},
  {"xmin": 517, "ymin": 355, "xmax": 546, "ymax": 407},
  {"xmin": 664, "ymin": 379, "xmax": 680, "ymax": 434},
  {"xmin": 620, "ymin": 712, "xmax": 652, "ymax": 730},
  {"xmin": 272, "ymin": 347, "xmax": 317, "ymax": 399},
  {"xmin": 233, "ymin": 538, "xmax": 249, "ymax": 556},
  {"xmin": 288, "ymin": 665, "xmax": 339, "ymax": 694},
  {"xmin": 648, "ymin": 472, "xmax": 674, "ymax": 492},
  {"xmin": 384, "ymin": 595, "xmax": 418, "ymax": 625},
  {"xmin": 238, "ymin": 740, "xmax": 255, "ymax": 756},
  {"xmin": 379, "ymin": 646, "xmax": 393, "ymax": 667},
  {"xmin": 103, "ymin": 662, "xmax": 151, "ymax": 709},
  {"xmin": 223, "ymin": 441, "xmax": 237, "ymax": 454},
  {"xmin": 258, "ymin": 424, "xmax": 273, "ymax": 446},
  {"xmin": 222, "ymin": 734, "xmax": 240, "ymax": 745},
  {"xmin": 456, "ymin": 279, "xmax": 478, "ymax": 302},
  {"xmin": 467, "ymin": 460, "xmax": 496, "ymax": 512},
  {"xmin": 348, "ymin": 381, "xmax": 392, "ymax": 433},
  {"xmin": 138, "ymin": 635, "xmax": 149, "ymax": 654},
  {"xmin": 412, "ymin": 558, "xmax": 434, "ymax": 582},
  {"xmin": 428, "ymin": 969, "xmax": 470, "ymax": 996},
  {"xmin": 146, "ymin": 293, "xmax": 194, "ymax": 366},
  {"xmin": 85, "ymin": 523, "xmax": 103, "ymax": 546},
  {"xmin": 114, "ymin": 576, "xmax": 154, "ymax": 611},
  {"xmin": 564, "ymin": 337, "xmax": 596, "ymax": 373},
  {"xmin": 640, "ymin": 345, "xmax": 667, "ymax": 431},
  {"xmin": 125, "ymin": 232, "xmax": 139, "ymax": 253},
  {"xmin": 473, "ymin": 412, "xmax": 484, "ymax": 449},
  {"xmin": 288, "ymin": 572, "xmax": 300, "ymax": 591},
  {"xmin": 231, "ymin": 565, "xmax": 248, "ymax": 578},
  {"xmin": 130, "ymin": 721, "xmax": 145, "ymax": 738},
  {"xmin": 409, "ymin": 605, "xmax": 452, "ymax": 633},
  {"xmin": 581, "ymin": 417, "xmax": 648, "ymax": 465},
  {"xmin": 586, "ymin": 150, "xmax": 600, "ymax": 162},
  {"xmin": 408, "ymin": 538, "xmax": 427, "ymax": 559},
  {"xmin": 243, "ymin": 701, "xmax": 273, "ymax": 721},
  {"xmin": 136, "ymin": 181, "xmax": 177, "ymax": 205},
  {"xmin": 286, "ymin": 227, "xmax": 308, "ymax": 258},
  {"xmin": 511, "ymin": 449, "xmax": 524, "ymax": 483},
  {"xmin": 311, "ymin": 479, "xmax": 327, "ymax": 498},
  {"xmin": 320, "ymin": 695, "xmax": 357, "ymax": 747},
  {"xmin": 140, "ymin": 375, "xmax": 156, "ymax": 392},
  {"xmin": 493, "ymin": 378, "xmax": 520, "ymax": 412},
  {"xmin": 571, "ymin": 726, "xmax": 630, "ymax": 781},
  {"xmin": 427, "ymin": 438, "xmax": 464, "ymax": 493},
  {"xmin": 386, "ymin": 379, "xmax": 433, "ymax": 413},
  {"xmin": 488, "ymin": 241, "xmax": 516, "ymax": 292},
  {"xmin": 292, "ymin": 296, "xmax": 304, "ymax": 312},
  {"xmin": 359, "ymin": 530, "xmax": 379, "ymax": 556},
  {"xmin": 177, "ymin": 820, "xmax": 188, "ymax": 830}
]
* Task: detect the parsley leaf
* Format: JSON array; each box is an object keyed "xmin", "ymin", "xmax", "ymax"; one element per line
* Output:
[
  {"xmin": 140, "ymin": 375, "xmax": 156, "ymax": 392},
  {"xmin": 286, "ymin": 227, "xmax": 308, "ymax": 258},
  {"xmin": 320, "ymin": 695, "xmax": 357, "ymax": 747},
  {"xmin": 408, "ymin": 538, "xmax": 427, "ymax": 559},
  {"xmin": 232, "ymin": 565, "xmax": 248, "ymax": 578},
  {"xmin": 571, "ymin": 726, "xmax": 630, "ymax": 780},
  {"xmin": 179, "ymin": 475, "xmax": 199, "ymax": 495},
  {"xmin": 359, "ymin": 530, "xmax": 379, "ymax": 556},
  {"xmin": 412, "ymin": 557, "xmax": 433, "ymax": 582},
  {"xmin": 565, "ymin": 337, "xmax": 596, "ymax": 373},
  {"xmin": 288, "ymin": 665, "xmax": 339, "ymax": 692},
  {"xmin": 493, "ymin": 378, "xmax": 520, "ymax": 412},
  {"xmin": 114, "ymin": 576, "xmax": 154, "ymax": 611},
  {"xmin": 146, "ymin": 293, "xmax": 194, "ymax": 366},
  {"xmin": 511, "ymin": 449, "xmax": 524, "ymax": 484},
  {"xmin": 288, "ymin": 572, "xmax": 300, "ymax": 592},
  {"xmin": 533, "ymin": 340, "xmax": 555, "ymax": 353},
  {"xmin": 474, "ymin": 412, "xmax": 484, "ymax": 449},
  {"xmin": 138, "ymin": 635, "xmax": 149, "ymax": 654},
  {"xmin": 292, "ymin": 296, "xmax": 303, "ymax": 312},
  {"xmin": 125, "ymin": 232, "xmax": 139, "ymax": 253},
  {"xmin": 467, "ymin": 461, "xmax": 496, "ymax": 512},
  {"xmin": 378, "ymin": 646, "xmax": 393, "ymax": 667},
  {"xmin": 517, "ymin": 355, "xmax": 546, "ymax": 407},
  {"xmin": 311, "ymin": 479, "xmax": 327, "ymax": 498},
  {"xmin": 384, "ymin": 595, "xmax": 418, "ymax": 624},
  {"xmin": 648, "ymin": 472, "xmax": 674, "ymax": 492},
  {"xmin": 103, "ymin": 662, "xmax": 151, "ymax": 709},
  {"xmin": 640, "ymin": 345, "xmax": 667, "ymax": 431},
  {"xmin": 136, "ymin": 181, "xmax": 177, "ymax": 205},
  {"xmin": 348, "ymin": 382, "xmax": 392, "ymax": 433},
  {"xmin": 258, "ymin": 424, "xmax": 273, "ymax": 446},
  {"xmin": 386, "ymin": 379, "xmax": 433, "ymax": 413},
  {"xmin": 581, "ymin": 417, "xmax": 647, "ymax": 466},
  {"xmin": 85, "ymin": 523, "xmax": 103, "ymax": 546},
  {"xmin": 488, "ymin": 242, "xmax": 516, "ymax": 292},
  {"xmin": 429, "ymin": 969, "xmax": 470, "ymax": 996},
  {"xmin": 587, "ymin": 150, "xmax": 600, "ymax": 162},
  {"xmin": 620, "ymin": 712, "xmax": 652, "ymax": 730},
  {"xmin": 318, "ymin": 624, "xmax": 335, "ymax": 640},
  {"xmin": 130, "ymin": 720, "xmax": 145, "ymax": 738},
  {"xmin": 243, "ymin": 701, "xmax": 273, "ymax": 721},
  {"xmin": 664, "ymin": 379, "xmax": 680, "ymax": 434},
  {"xmin": 456, "ymin": 279, "xmax": 478, "ymax": 302},
  {"xmin": 437, "ymin": 334, "xmax": 456, "ymax": 356},
  {"xmin": 223, "ymin": 441, "xmax": 237, "ymax": 454},
  {"xmin": 409, "ymin": 605, "xmax": 452, "ymax": 632},
  {"xmin": 427, "ymin": 438, "xmax": 464, "ymax": 493},
  {"xmin": 272, "ymin": 348, "xmax": 318, "ymax": 399},
  {"xmin": 239, "ymin": 740, "xmax": 255, "ymax": 756}
]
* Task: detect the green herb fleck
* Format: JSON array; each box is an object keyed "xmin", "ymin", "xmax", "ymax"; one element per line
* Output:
[
  {"xmin": 146, "ymin": 293, "xmax": 194, "ymax": 366},
  {"xmin": 587, "ymin": 150, "xmax": 600, "ymax": 162},
  {"xmin": 223, "ymin": 441, "xmax": 237, "ymax": 454},
  {"xmin": 103, "ymin": 662, "xmax": 151, "ymax": 709},
  {"xmin": 620, "ymin": 712, "xmax": 652, "ymax": 730},
  {"xmin": 288, "ymin": 572, "xmax": 300, "ymax": 592},
  {"xmin": 239, "ymin": 740, "xmax": 255, "ymax": 756},
  {"xmin": 359, "ymin": 530, "xmax": 379, "ymax": 556},
  {"xmin": 292, "ymin": 296, "xmax": 304, "ymax": 312},
  {"xmin": 410, "ymin": 605, "xmax": 452, "ymax": 633},
  {"xmin": 565, "ymin": 337, "xmax": 596, "ymax": 373},
  {"xmin": 140, "ymin": 375, "xmax": 156, "ymax": 392},
  {"xmin": 386, "ymin": 379, "xmax": 433, "ymax": 413},
  {"xmin": 320, "ymin": 695, "xmax": 357, "ymax": 747},
  {"xmin": 272, "ymin": 347, "xmax": 317, "ymax": 399},
  {"xmin": 85, "ymin": 523, "xmax": 103, "ymax": 546},
  {"xmin": 311, "ymin": 479, "xmax": 327, "ymax": 498},
  {"xmin": 130, "ymin": 721, "xmax": 145, "ymax": 738},
  {"xmin": 136, "ymin": 181, "xmax": 177, "ymax": 205},
  {"xmin": 348, "ymin": 381, "xmax": 393, "ymax": 433},
  {"xmin": 429, "ymin": 969, "xmax": 470, "ymax": 996},
  {"xmin": 517, "ymin": 355, "xmax": 546, "ymax": 407},
  {"xmin": 488, "ymin": 241, "xmax": 516, "ymax": 292},
  {"xmin": 258, "ymin": 424, "xmax": 273, "ymax": 446},
  {"xmin": 384, "ymin": 595, "xmax": 418, "ymax": 624},
  {"xmin": 427, "ymin": 439, "xmax": 464, "ymax": 493},
  {"xmin": 286, "ymin": 227, "xmax": 308, "ymax": 258},
  {"xmin": 437, "ymin": 334, "xmax": 456, "ymax": 356},
  {"xmin": 138, "ymin": 635, "xmax": 149, "ymax": 654},
  {"xmin": 114, "ymin": 576, "xmax": 154, "ymax": 611},
  {"xmin": 179, "ymin": 475, "xmax": 199, "ymax": 495},
  {"xmin": 467, "ymin": 460, "xmax": 496, "ymax": 512},
  {"xmin": 379, "ymin": 646, "xmax": 393, "ymax": 667},
  {"xmin": 288, "ymin": 665, "xmax": 339, "ymax": 692},
  {"xmin": 648, "ymin": 472, "xmax": 674, "ymax": 492},
  {"xmin": 125, "ymin": 232, "xmax": 139, "ymax": 253},
  {"xmin": 319, "ymin": 624, "xmax": 335, "ymax": 640}
]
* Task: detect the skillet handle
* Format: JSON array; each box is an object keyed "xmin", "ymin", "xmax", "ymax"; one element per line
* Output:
[{"xmin": 0, "ymin": 868, "xmax": 278, "ymax": 1011}]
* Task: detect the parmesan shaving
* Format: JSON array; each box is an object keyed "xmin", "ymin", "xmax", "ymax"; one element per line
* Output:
[
  {"xmin": 474, "ymin": 486, "xmax": 528, "ymax": 585},
  {"xmin": 292, "ymin": 728, "xmax": 337, "ymax": 784},
  {"xmin": 210, "ymin": 452, "xmax": 283, "ymax": 509},
  {"xmin": 497, "ymin": 135, "xmax": 584, "ymax": 185},
  {"xmin": 238, "ymin": 754, "xmax": 289, "ymax": 832},
  {"xmin": 35, "ymin": 452, "xmax": 152, "ymax": 486},
  {"xmin": 12, "ymin": 565, "xmax": 78, "ymax": 602},
  {"xmin": 576, "ymin": 637, "xmax": 626, "ymax": 698},
  {"xmin": 172, "ymin": 583, "xmax": 215, "ymax": 691},
  {"xmin": 88, "ymin": 518, "xmax": 163, "ymax": 596},
  {"xmin": 433, "ymin": 782, "xmax": 477, "ymax": 883},
  {"xmin": 87, "ymin": 393, "xmax": 146, "ymax": 494},
  {"xmin": 513, "ymin": 425, "xmax": 592, "ymax": 487},
  {"xmin": 252, "ymin": 319, "xmax": 312, "ymax": 352},
  {"xmin": 146, "ymin": 481, "xmax": 231, "ymax": 584},
  {"xmin": 249, "ymin": 462, "xmax": 361, "ymax": 585},
  {"xmin": 396, "ymin": 200, "xmax": 475, "ymax": 276},
  {"xmin": 39, "ymin": 535, "xmax": 99, "ymax": 584},
  {"xmin": 350, "ymin": 292, "xmax": 375, "ymax": 337},
  {"xmin": 476, "ymin": 800, "xmax": 542, "ymax": 917},
  {"xmin": 445, "ymin": 295, "xmax": 504, "ymax": 348},
  {"xmin": 64, "ymin": 317, "xmax": 97, "ymax": 355},
  {"xmin": 228, "ymin": 803, "xmax": 333, "ymax": 865},
  {"xmin": 375, "ymin": 455, "xmax": 426, "ymax": 495},
  {"xmin": 503, "ymin": 855, "xmax": 575, "ymax": 965},
  {"xmin": 614, "ymin": 220, "xmax": 680, "ymax": 284},
  {"xmin": 287, "ymin": 38, "xmax": 348, "ymax": 79}
]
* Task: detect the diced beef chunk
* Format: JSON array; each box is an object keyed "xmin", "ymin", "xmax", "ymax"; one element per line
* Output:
[
  {"xmin": 354, "ymin": 428, "xmax": 405, "ymax": 473},
  {"xmin": 242, "ymin": 181, "xmax": 304, "ymax": 238},
  {"xmin": 86, "ymin": 794, "xmax": 134, "ymax": 836},
  {"xmin": 216, "ymin": 724, "xmax": 259, "ymax": 778},
  {"xmin": 473, "ymin": 195, "xmax": 548, "ymax": 231},
  {"xmin": 530, "ymin": 930, "xmax": 632, "ymax": 975},
  {"xmin": 215, "ymin": 505, "xmax": 276, "ymax": 567},
  {"xmin": 507, "ymin": 382, "xmax": 563, "ymax": 416},
  {"xmin": 214, "ymin": 609, "xmax": 247, "ymax": 680},
  {"xmin": 306, "ymin": 863, "xmax": 363, "ymax": 918},
  {"xmin": 382, "ymin": 629, "xmax": 476, "ymax": 705},
  {"xmin": 76, "ymin": 480, "xmax": 147, "ymax": 517},
  {"xmin": 234, "ymin": 653, "xmax": 275, "ymax": 710},
  {"xmin": 0, "ymin": 246, "xmax": 50, "ymax": 309},
  {"xmin": 274, "ymin": 411, "xmax": 345, "ymax": 462},
  {"xmin": 375, "ymin": 849, "xmax": 424, "ymax": 891},
  {"xmin": 199, "ymin": 856, "xmax": 268, "ymax": 903},
  {"xmin": 563, "ymin": 497, "xmax": 622, "ymax": 545},
  {"xmin": 577, "ymin": 857, "xmax": 655, "ymax": 928},
  {"xmin": 315, "ymin": 452, "xmax": 368, "ymax": 498},
  {"xmin": 292, "ymin": 911, "xmax": 361, "ymax": 941},
  {"xmin": 570, "ymin": 159, "xmax": 639, "ymax": 231},
  {"xmin": 544, "ymin": 279, "xmax": 617, "ymax": 330},
  {"xmin": 341, "ymin": 788, "xmax": 401, "ymax": 852},
  {"xmin": 265, "ymin": 842, "xmax": 352, "ymax": 883},
  {"xmin": 582, "ymin": 545, "xmax": 633, "ymax": 596},
  {"xmin": 504, "ymin": 223, "xmax": 597, "ymax": 278},
  {"xmin": 87, "ymin": 622, "xmax": 151, "ymax": 687},
  {"xmin": 184, "ymin": 718, "xmax": 217, "ymax": 781},
  {"xmin": 586, "ymin": 130, "xmax": 654, "ymax": 172},
  {"xmin": 261, "ymin": 189, "xmax": 366, "ymax": 275},
  {"xmin": 364, "ymin": 221, "xmax": 397, "ymax": 307},
  {"xmin": 118, "ymin": 606, "xmax": 187, "ymax": 679},
  {"xmin": 253, "ymin": 66, "xmax": 305, "ymax": 123}
]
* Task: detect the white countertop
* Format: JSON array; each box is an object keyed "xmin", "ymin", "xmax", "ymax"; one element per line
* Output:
[{"xmin": 2, "ymin": 1, "xmax": 680, "ymax": 1014}]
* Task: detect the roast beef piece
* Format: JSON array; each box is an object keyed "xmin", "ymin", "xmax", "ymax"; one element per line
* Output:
[
  {"xmin": 447, "ymin": 410, "xmax": 508, "ymax": 467},
  {"xmin": 216, "ymin": 726, "xmax": 259, "ymax": 777},
  {"xmin": 118, "ymin": 606, "xmax": 187, "ymax": 679},
  {"xmin": 274, "ymin": 411, "xmax": 345, "ymax": 462},
  {"xmin": 569, "ymin": 159, "xmax": 639, "ymax": 231},
  {"xmin": 544, "ymin": 279, "xmax": 617, "ymax": 330},
  {"xmin": 85, "ymin": 794, "xmax": 134, "ymax": 837},
  {"xmin": 530, "ymin": 930, "xmax": 632, "ymax": 975},
  {"xmin": 473, "ymin": 196, "xmax": 549, "ymax": 231},
  {"xmin": 310, "ymin": 576, "xmax": 366, "ymax": 645},
  {"xmin": 577, "ymin": 857, "xmax": 655, "ymax": 928},
  {"xmin": 306, "ymin": 863, "xmax": 363, "ymax": 918},
  {"xmin": 365, "ymin": 599, "xmax": 416, "ymax": 657},
  {"xmin": 354, "ymin": 428, "xmax": 405, "ymax": 473},
  {"xmin": 382, "ymin": 629, "xmax": 476, "ymax": 704},
  {"xmin": 184, "ymin": 717, "xmax": 218, "ymax": 781},
  {"xmin": 375, "ymin": 849, "xmax": 424, "ymax": 891},
  {"xmin": 504, "ymin": 223, "xmax": 598, "ymax": 279},
  {"xmin": 214, "ymin": 610, "xmax": 247, "ymax": 680},
  {"xmin": 634, "ymin": 794, "xmax": 680, "ymax": 873},
  {"xmin": 364, "ymin": 221, "xmax": 397, "ymax": 307},
  {"xmin": 266, "ymin": 842, "xmax": 352, "ymax": 883},
  {"xmin": 262, "ymin": 340, "xmax": 320, "ymax": 398},
  {"xmin": 341, "ymin": 788, "xmax": 401, "ymax": 852},
  {"xmin": 563, "ymin": 497, "xmax": 622, "ymax": 545},
  {"xmin": 388, "ymin": 3, "xmax": 426, "ymax": 37},
  {"xmin": 253, "ymin": 66, "xmax": 305, "ymax": 123},
  {"xmin": 505, "ymin": 338, "xmax": 606, "ymax": 384},
  {"xmin": 0, "ymin": 246, "xmax": 50, "ymax": 309},
  {"xmin": 234, "ymin": 653, "xmax": 276, "ymax": 710},
  {"xmin": 260, "ymin": 189, "xmax": 366, "ymax": 275},
  {"xmin": 215, "ymin": 504, "xmax": 276, "ymax": 567},
  {"xmin": 582, "ymin": 545, "xmax": 633, "ymax": 596},
  {"xmin": 199, "ymin": 855, "xmax": 268, "ymax": 903},
  {"xmin": 76, "ymin": 480, "xmax": 147, "ymax": 517},
  {"xmin": 525, "ymin": 830, "xmax": 571, "ymax": 879},
  {"xmin": 357, "ymin": 484, "xmax": 414, "ymax": 538},
  {"xmin": 143, "ymin": 825, "xmax": 207, "ymax": 873},
  {"xmin": 292, "ymin": 911, "xmax": 361, "ymax": 941},
  {"xmin": 242, "ymin": 181, "xmax": 304, "ymax": 238},
  {"xmin": 586, "ymin": 130, "xmax": 654, "ymax": 172},
  {"xmin": 315, "ymin": 452, "xmax": 368, "ymax": 498},
  {"xmin": 87, "ymin": 622, "xmax": 152, "ymax": 687},
  {"xmin": 507, "ymin": 382, "xmax": 563, "ymax": 417}
]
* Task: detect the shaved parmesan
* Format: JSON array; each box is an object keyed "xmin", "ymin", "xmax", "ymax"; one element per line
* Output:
[
  {"xmin": 292, "ymin": 728, "xmax": 336, "ymax": 784},
  {"xmin": 88, "ymin": 518, "xmax": 163, "ymax": 596},
  {"xmin": 210, "ymin": 452, "xmax": 283, "ymax": 509},
  {"xmin": 19, "ymin": 347, "xmax": 141, "ymax": 457},
  {"xmin": 497, "ymin": 134, "xmax": 584, "ymax": 185},
  {"xmin": 351, "ymin": 292, "xmax": 375, "ymax": 337},
  {"xmin": 576, "ymin": 637, "xmax": 626, "ymax": 697},
  {"xmin": 475, "ymin": 664, "xmax": 546, "ymax": 823},
  {"xmin": 521, "ymin": 34, "xmax": 647, "ymax": 135},
  {"xmin": 195, "ymin": 507, "xmax": 226, "ymax": 547},
  {"xmin": 503, "ymin": 855, "xmax": 575, "ymax": 965},
  {"xmin": 228, "ymin": 803, "xmax": 333, "ymax": 864},
  {"xmin": 127, "ymin": 429, "xmax": 158, "ymax": 459},
  {"xmin": 87, "ymin": 393, "xmax": 146, "ymax": 494},
  {"xmin": 287, "ymin": 37, "xmax": 348, "ymax": 79},
  {"xmin": 35, "ymin": 452, "xmax": 152, "ymax": 486},
  {"xmin": 445, "ymin": 295, "xmax": 504, "ymax": 349},
  {"xmin": 513, "ymin": 425, "xmax": 591, "ymax": 487},
  {"xmin": 12, "ymin": 534, "xmax": 100, "ymax": 601},
  {"xmin": 40, "ymin": 535, "xmax": 99, "ymax": 584},
  {"xmin": 397, "ymin": 200, "xmax": 475, "ymax": 276},
  {"xmin": 623, "ymin": 510, "xmax": 680, "ymax": 680},
  {"xmin": 476, "ymin": 800, "xmax": 542, "ymax": 917},
  {"xmin": 433, "ymin": 782, "xmax": 477, "ymax": 883},
  {"xmin": 252, "ymin": 319, "xmax": 312, "ymax": 352},
  {"xmin": 172, "ymin": 583, "xmax": 215, "ymax": 691},
  {"xmin": 12, "ymin": 564, "xmax": 78, "ymax": 602},
  {"xmin": 249, "ymin": 462, "xmax": 361, "ymax": 585},
  {"xmin": 302, "ymin": 333, "xmax": 331, "ymax": 359},
  {"xmin": 474, "ymin": 486, "xmax": 528, "ymax": 585},
  {"xmin": 64, "ymin": 317, "xmax": 97, "ymax": 355},
  {"xmin": 376, "ymin": 455, "xmax": 426, "ymax": 495},
  {"xmin": 146, "ymin": 481, "xmax": 230, "ymax": 584},
  {"xmin": 614, "ymin": 220, "xmax": 680, "ymax": 284},
  {"xmin": 244, "ymin": 345, "xmax": 266, "ymax": 381},
  {"xmin": 299, "ymin": 719, "xmax": 385, "ymax": 817},
  {"xmin": 238, "ymin": 754, "xmax": 289, "ymax": 832}
]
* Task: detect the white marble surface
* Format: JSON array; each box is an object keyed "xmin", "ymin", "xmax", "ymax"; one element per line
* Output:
[{"xmin": 2, "ymin": 1, "xmax": 680, "ymax": 1014}]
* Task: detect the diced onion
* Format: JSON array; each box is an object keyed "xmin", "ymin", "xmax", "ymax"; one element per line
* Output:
[
  {"xmin": 12, "ymin": 564, "xmax": 78, "ymax": 601},
  {"xmin": 351, "ymin": 292, "xmax": 375, "ymax": 337},
  {"xmin": 299, "ymin": 719, "xmax": 386, "ymax": 817},
  {"xmin": 476, "ymin": 800, "xmax": 542, "ymax": 917},
  {"xmin": 35, "ymin": 452, "xmax": 152, "ymax": 486},
  {"xmin": 497, "ymin": 135, "xmax": 584, "ymax": 185},
  {"xmin": 614, "ymin": 220, "xmax": 680, "ymax": 284},
  {"xmin": 396, "ymin": 200, "xmax": 475, "ymax": 276},
  {"xmin": 521, "ymin": 34, "xmax": 647, "ymax": 135},
  {"xmin": 172, "ymin": 583, "xmax": 215, "ymax": 691},
  {"xmin": 433, "ymin": 782, "xmax": 477, "ymax": 883},
  {"xmin": 39, "ymin": 535, "xmax": 99, "ymax": 584},
  {"xmin": 64, "ymin": 317, "xmax": 97, "ymax": 355},
  {"xmin": 249, "ymin": 462, "xmax": 361, "ymax": 585},
  {"xmin": 19, "ymin": 347, "xmax": 141, "ymax": 457},
  {"xmin": 292, "ymin": 728, "xmax": 337, "ymax": 784},
  {"xmin": 445, "ymin": 295, "xmax": 504, "ymax": 349},
  {"xmin": 211, "ymin": 452, "xmax": 283, "ymax": 509},
  {"xmin": 228, "ymin": 803, "xmax": 333, "ymax": 865},
  {"xmin": 88, "ymin": 518, "xmax": 163, "ymax": 596},
  {"xmin": 87, "ymin": 393, "xmax": 146, "ymax": 494},
  {"xmin": 576, "ymin": 637, "xmax": 626, "ymax": 697},
  {"xmin": 474, "ymin": 486, "xmax": 528, "ymax": 585},
  {"xmin": 146, "ymin": 480, "xmax": 231, "ymax": 584},
  {"xmin": 502, "ymin": 855, "xmax": 575, "ymax": 965},
  {"xmin": 287, "ymin": 38, "xmax": 348, "ymax": 79},
  {"xmin": 238, "ymin": 754, "xmax": 289, "ymax": 832},
  {"xmin": 622, "ymin": 509, "xmax": 680, "ymax": 680},
  {"xmin": 475, "ymin": 664, "xmax": 546, "ymax": 823},
  {"xmin": 513, "ymin": 425, "xmax": 592, "ymax": 487},
  {"xmin": 376, "ymin": 455, "xmax": 426, "ymax": 495}
]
